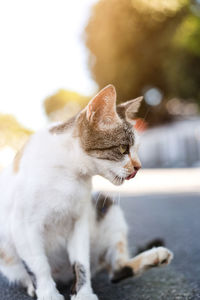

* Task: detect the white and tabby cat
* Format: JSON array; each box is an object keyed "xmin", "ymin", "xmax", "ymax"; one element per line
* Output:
[{"xmin": 0, "ymin": 85, "xmax": 173, "ymax": 300}]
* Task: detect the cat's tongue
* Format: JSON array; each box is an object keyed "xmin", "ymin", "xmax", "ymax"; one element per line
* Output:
[{"xmin": 126, "ymin": 171, "xmax": 137, "ymax": 180}]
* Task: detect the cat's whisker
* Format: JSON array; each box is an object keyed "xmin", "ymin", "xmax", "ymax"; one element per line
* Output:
[
  {"xmin": 143, "ymin": 108, "xmax": 150, "ymax": 122},
  {"xmin": 136, "ymin": 108, "xmax": 150, "ymax": 132},
  {"xmin": 95, "ymin": 191, "xmax": 103, "ymax": 209},
  {"xmin": 102, "ymin": 194, "xmax": 107, "ymax": 208}
]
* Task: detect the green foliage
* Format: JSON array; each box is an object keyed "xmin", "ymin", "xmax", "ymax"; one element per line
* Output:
[
  {"xmin": 85, "ymin": 0, "xmax": 200, "ymax": 125},
  {"xmin": 166, "ymin": 13, "xmax": 200, "ymax": 102},
  {"xmin": 173, "ymin": 14, "xmax": 200, "ymax": 56}
]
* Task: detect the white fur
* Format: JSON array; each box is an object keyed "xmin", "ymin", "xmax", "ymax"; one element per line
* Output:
[
  {"xmin": 0, "ymin": 121, "xmax": 138, "ymax": 300},
  {"xmin": 0, "ymin": 115, "xmax": 172, "ymax": 300}
]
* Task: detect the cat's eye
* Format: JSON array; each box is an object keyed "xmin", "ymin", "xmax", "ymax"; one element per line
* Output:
[{"xmin": 119, "ymin": 145, "xmax": 129, "ymax": 155}]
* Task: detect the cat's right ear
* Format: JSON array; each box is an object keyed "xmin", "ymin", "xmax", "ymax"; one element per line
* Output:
[
  {"xmin": 86, "ymin": 84, "xmax": 120, "ymax": 128},
  {"xmin": 117, "ymin": 97, "xmax": 143, "ymax": 122}
]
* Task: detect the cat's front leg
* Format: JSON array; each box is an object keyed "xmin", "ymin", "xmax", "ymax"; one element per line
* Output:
[
  {"xmin": 12, "ymin": 220, "xmax": 64, "ymax": 300},
  {"xmin": 67, "ymin": 212, "xmax": 98, "ymax": 300}
]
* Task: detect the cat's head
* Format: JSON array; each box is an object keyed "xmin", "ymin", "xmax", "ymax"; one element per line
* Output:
[{"xmin": 77, "ymin": 85, "xmax": 143, "ymax": 185}]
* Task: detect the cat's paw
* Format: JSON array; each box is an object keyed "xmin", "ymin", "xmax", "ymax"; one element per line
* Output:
[
  {"xmin": 37, "ymin": 287, "xmax": 64, "ymax": 300},
  {"xmin": 22, "ymin": 277, "xmax": 35, "ymax": 298},
  {"xmin": 26, "ymin": 283, "xmax": 35, "ymax": 298},
  {"xmin": 71, "ymin": 293, "xmax": 98, "ymax": 300},
  {"xmin": 143, "ymin": 247, "xmax": 173, "ymax": 269}
]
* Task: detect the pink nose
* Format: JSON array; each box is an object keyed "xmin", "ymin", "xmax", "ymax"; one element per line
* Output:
[{"xmin": 134, "ymin": 166, "xmax": 141, "ymax": 172}]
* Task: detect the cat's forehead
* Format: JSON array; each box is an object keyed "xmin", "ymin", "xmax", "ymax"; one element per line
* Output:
[{"xmin": 78, "ymin": 113, "xmax": 134, "ymax": 152}]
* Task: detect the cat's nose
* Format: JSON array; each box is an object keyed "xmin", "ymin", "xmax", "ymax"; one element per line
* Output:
[{"xmin": 134, "ymin": 166, "xmax": 141, "ymax": 172}]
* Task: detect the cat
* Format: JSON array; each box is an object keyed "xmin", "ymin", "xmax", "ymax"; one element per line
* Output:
[{"xmin": 0, "ymin": 85, "xmax": 173, "ymax": 300}]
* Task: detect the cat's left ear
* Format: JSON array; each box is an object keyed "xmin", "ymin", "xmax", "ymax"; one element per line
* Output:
[
  {"xmin": 117, "ymin": 97, "xmax": 143, "ymax": 122},
  {"xmin": 86, "ymin": 84, "xmax": 120, "ymax": 128}
]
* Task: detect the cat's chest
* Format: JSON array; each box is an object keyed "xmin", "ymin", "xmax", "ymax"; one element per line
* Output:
[
  {"xmin": 43, "ymin": 175, "xmax": 91, "ymax": 226},
  {"xmin": 44, "ymin": 212, "xmax": 77, "ymax": 239},
  {"xmin": 44, "ymin": 192, "xmax": 92, "ymax": 242},
  {"xmin": 45, "ymin": 169, "xmax": 92, "ymax": 208}
]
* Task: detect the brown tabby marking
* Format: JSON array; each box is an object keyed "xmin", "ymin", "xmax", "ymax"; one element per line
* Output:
[
  {"xmin": 78, "ymin": 111, "xmax": 134, "ymax": 161},
  {"xmin": 117, "ymin": 97, "xmax": 143, "ymax": 120},
  {"xmin": 71, "ymin": 262, "xmax": 86, "ymax": 295},
  {"xmin": 49, "ymin": 116, "xmax": 76, "ymax": 134},
  {"xmin": 13, "ymin": 141, "xmax": 29, "ymax": 173}
]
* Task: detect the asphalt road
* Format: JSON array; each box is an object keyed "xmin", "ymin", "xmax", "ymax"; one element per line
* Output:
[{"xmin": 1, "ymin": 193, "xmax": 200, "ymax": 300}]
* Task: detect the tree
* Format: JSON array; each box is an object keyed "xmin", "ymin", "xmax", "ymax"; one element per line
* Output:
[
  {"xmin": 85, "ymin": 0, "xmax": 199, "ymax": 126},
  {"xmin": 167, "ymin": 13, "xmax": 200, "ymax": 101}
]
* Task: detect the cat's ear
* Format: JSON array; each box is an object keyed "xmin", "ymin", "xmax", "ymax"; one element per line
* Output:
[
  {"xmin": 117, "ymin": 97, "xmax": 143, "ymax": 122},
  {"xmin": 86, "ymin": 84, "xmax": 120, "ymax": 128}
]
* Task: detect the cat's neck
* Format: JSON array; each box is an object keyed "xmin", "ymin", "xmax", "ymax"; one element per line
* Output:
[{"xmin": 48, "ymin": 124, "xmax": 95, "ymax": 180}]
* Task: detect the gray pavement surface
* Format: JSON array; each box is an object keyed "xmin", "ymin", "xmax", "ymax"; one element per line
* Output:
[{"xmin": 0, "ymin": 193, "xmax": 200, "ymax": 299}]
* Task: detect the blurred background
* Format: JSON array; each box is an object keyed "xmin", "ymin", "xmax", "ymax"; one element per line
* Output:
[
  {"xmin": 0, "ymin": 0, "xmax": 200, "ymax": 187},
  {"xmin": 1, "ymin": 3, "xmax": 200, "ymax": 297}
]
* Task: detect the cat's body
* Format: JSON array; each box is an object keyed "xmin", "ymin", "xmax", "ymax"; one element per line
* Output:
[{"xmin": 0, "ymin": 85, "xmax": 173, "ymax": 300}]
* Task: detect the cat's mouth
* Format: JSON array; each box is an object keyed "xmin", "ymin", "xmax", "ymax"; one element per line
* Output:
[
  {"xmin": 125, "ymin": 171, "xmax": 137, "ymax": 180},
  {"xmin": 108, "ymin": 170, "xmax": 138, "ymax": 185}
]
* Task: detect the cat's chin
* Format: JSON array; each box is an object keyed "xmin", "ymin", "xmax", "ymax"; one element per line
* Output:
[
  {"xmin": 112, "ymin": 179, "xmax": 125, "ymax": 186},
  {"xmin": 108, "ymin": 173, "xmax": 125, "ymax": 186}
]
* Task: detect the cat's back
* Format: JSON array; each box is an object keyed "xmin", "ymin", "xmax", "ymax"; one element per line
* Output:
[
  {"xmin": 0, "ymin": 125, "xmax": 85, "ymax": 211},
  {"xmin": 0, "ymin": 129, "xmax": 59, "ymax": 229},
  {"xmin": 0, "ymin": 128, "xmax": 55, "ymax": 201},
  {"xmin": 5, "ymin": 127, "xmax": 65, "ymax": 178}
]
